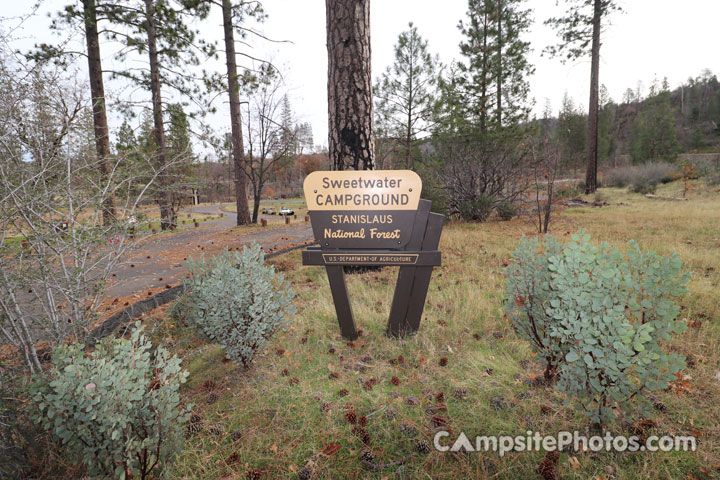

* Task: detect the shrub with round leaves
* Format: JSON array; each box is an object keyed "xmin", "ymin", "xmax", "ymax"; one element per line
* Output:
[
  {"xmin": 506, "ymin": 232, "xmax": 689, "ymax": 425},
  {"xmin": 29, "ymin": 323, "xmax": 189, "ymax": 479},
  {"xmin": 176, "ymin": 244, "xmax": 296, "ymax": 368},
  {"xmin": 504, "ymin": 234, "xmax": 565, "ymax": 380}
]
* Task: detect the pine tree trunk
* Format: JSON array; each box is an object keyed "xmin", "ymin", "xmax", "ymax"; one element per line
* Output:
[
  {"xmin": 480, "ymin": 9, "xmax": 488, "ymax": 133},
  {"xmin": 221, "ymin": 0, "xmax": 252, "ymax": 225},
  {"xmin": 144, "ymin": 0, "xmax": 174, "ymax": 229},
  {"xmin": 82, "ymin": 0, "xmax": 115, "ymax": 226},
  {"xmin": 406, "ymin": 73, "xmax": 412, "ymax": 169},
  {"xmin": 496, "ymin": 0, "xmax": 502, "ymax": 126},
  {"xmin": 326, "ymin": 0, "xmax": 375, "ymax": 170},
  {"xmin": 585, "ymin": 0, "xmax": 602, "ymax": 194},
  {"xmin": 405, "ymin": 38, "xmax": 413, "ymax": 170}
]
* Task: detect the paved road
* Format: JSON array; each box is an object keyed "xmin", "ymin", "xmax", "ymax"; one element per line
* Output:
[
  {"xmin": 188, "ymin": 202, "xmax": 302, "ymax": 226},
  {"xmin": 105, "ymin": 204, "xmax": 313, "ymax": 300}
]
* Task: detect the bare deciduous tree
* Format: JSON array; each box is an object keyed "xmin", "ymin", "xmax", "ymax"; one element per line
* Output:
[
  {"xmin": 0, "ymin": 52, "xmax": 160, "ymax": 372},
  {"xmin": 530, "ymin": 138, "xmax": 561, "ymax": 233},
  {"xmin": 241, "ymin": 74, "xmax": 296, "ymax": 223}
]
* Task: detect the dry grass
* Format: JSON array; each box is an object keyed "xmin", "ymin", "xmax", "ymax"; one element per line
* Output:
[{"xmin": 143, "ymin": 181, "xmax": 720, "ymax": 479}]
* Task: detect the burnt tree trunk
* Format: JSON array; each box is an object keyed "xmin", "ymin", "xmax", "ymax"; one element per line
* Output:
[
  {"xmin": 584, "ymin": 0, "xmax": 601, "ymax": 194},
  {"xmin": 252, "ymin": 188, "xmax": 261, "ymax": 224},
  {"xmin": 326, "ymin": 0, "xmax": 375, "ymax": 171},
  {"xmin": 82, "ymin": 0, "xmax": 115, "ymax": 225},
  {"xmin": 144, "ymin": 0, "xmax": 174, "ymax": 229},
  {"xmin": 221, "ymin": 0, "xmax": 252, "ymax": 225}
]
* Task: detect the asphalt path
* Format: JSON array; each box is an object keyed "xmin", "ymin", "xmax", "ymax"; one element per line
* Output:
[{"xmin": 105, "ymin": 204, "xmax": 313, "ymax": 299}]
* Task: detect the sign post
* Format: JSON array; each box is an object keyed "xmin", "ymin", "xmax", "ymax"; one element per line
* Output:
[{"xmin": 301, "ymin": 170, "xmax": 443, "ymax": 339}]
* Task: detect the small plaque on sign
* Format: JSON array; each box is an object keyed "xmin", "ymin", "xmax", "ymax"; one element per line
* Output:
[{"xmin": 302, "ymin": 170, "xmax": 444, "ymax": 340}]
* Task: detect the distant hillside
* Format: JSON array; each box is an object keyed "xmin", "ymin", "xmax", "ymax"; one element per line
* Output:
[
  {"xmin": 607, "ymin": 71, "xmax": 720, "ymax": 163},
  {"xmin": 537, "ymin": 71, "xmax": 720, "ymax": 170}
]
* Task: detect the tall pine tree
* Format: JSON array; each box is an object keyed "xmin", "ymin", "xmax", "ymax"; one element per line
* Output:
[
  {"xmin": 104, "ymin": 0, "xmax": 210, "ymax": 229},
  {"xmin": 374, "ymin": 22, "xmax": 438, "ymax": 169},
  {"xmin": 545, "ymin": 0, "xmax": 622, "ymax": 193},
  {"xmin": 456, "ymin": 0, "xmax": 533, "ymax": 132}
]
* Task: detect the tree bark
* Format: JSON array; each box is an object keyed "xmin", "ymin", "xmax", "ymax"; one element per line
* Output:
[
  {"xmin": 144, "ymin": 0, "xmax": 174, "ymax": 229},
  {"xmin": 480, "ymin": 8, "xmax": 488, "ymax": 133},
  {"xmin": 221, "ymin": 0, "xmax": 252, "ymax": 225},
  {"xmin": 405, "ymin": 58, "xmax": 412, "ymax": 170},
  {"xmin": 252, "ymin": 189, "xmax": 261, "ymax": 223},
  {"xmin": 585, "ymin": 0, "xmax": 601, "ymax": 194},
  {"xmin": 82, "ymin": 0, "xmax": 115, "ymax": 225},
  {"xmin": 326, "ymin": 0, "xmax": 375, "ymax": 170},
  {"xmin": 404, "ymin": 33, "xmax": 415, "ymax": 170},
  {"xmin": 496, "ymin": 0, "xmax": 502, "ymax": 126}
]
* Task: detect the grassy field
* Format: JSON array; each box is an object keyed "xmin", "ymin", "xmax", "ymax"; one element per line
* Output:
[
  {"xmin": 221, "ymin": 199, "xmax": 309, "ymax": 220},
  {"xmin": 143, "ymin": 180, "xmax": 719, "ymax": 479}
]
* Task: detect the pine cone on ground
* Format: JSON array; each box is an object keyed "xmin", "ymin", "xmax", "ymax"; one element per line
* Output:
[
  {"xmin": 536, "ymin": 451, "xmax": 559, "ymax": 480},
  {"xmin": 415, "ymin": 439, "xmax": 431, "ymax": 454}
]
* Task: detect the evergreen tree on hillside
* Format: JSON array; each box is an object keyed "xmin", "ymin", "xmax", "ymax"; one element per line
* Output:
[
  {"xmin": 629, "ymin": 79, "xmax": 680, "ymax": 163},
  {"xmin": 556, "ymin": 92, "xmax": 587, "ymax": 174},
  {"xmin": 597, "ymin": 84, "xmax": 617, "ymax": 165}
]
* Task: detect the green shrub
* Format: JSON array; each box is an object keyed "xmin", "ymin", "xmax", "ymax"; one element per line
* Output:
[
  {"xmin": 505, "ymin": 235, "xmax": 565, "ymax": 380},
  {"xmin": 660, "ymin": 172, "xmax": 681, "ymax": 184},
  {"xmin": 554, "ymin": 185, "xmax": 579, "ymax": 199},
  {"xmin": 30, "ymin": 324, "xmax": 189, "ymax": 479},
  {"xmin": 458, "ymin": 195, "xmax": 494, "ymax": 221},
  {"xmin": 177, "ymin": 244, "xmax": 295, "ymax": 368},
  {"xmin": 706, "ymin": 169, "xmax": 720, "ymax": 186},
  {"xmin": 604, "ymin": 162, "xmax": 677, "ymax": 189},
  {"xmin": 693, "ymin": 156, "xmax": 720, "ymax": 178},
  {"xmin": 629, "ymin": 178, "xmax": 656, "ymax": 194},
  {"xmin": 506, "ymin": 233, "xmax": 688, "ymax": 426},
  {"xmin": 495, "ymin": 201, "xmax": 518, "ymax": 221}
]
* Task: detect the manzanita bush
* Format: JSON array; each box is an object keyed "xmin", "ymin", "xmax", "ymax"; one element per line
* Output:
[
  {"xmin": 506, "ymin": 232, "xmax": 689, "ymax": 426},
  {"xmin": 175, "ymin": 244, "xmax": 296, "ymax": 368},
  {"xmin": 30, "ymin": 323, "xmax": 189, "ymax": 479},
  {"xmin": 504, "ymin": 234, "xmax": 565, "ymax": 380}
]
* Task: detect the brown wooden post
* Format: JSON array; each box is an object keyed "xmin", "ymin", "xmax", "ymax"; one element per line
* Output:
[
  {"xmin": 402, "ymin": 213, "xmax": 444, "ymax": 332},
  {"xmin": 387, "ymin": 200, "xmax": 431, "ymax": 337},
  {"xmin": 325, "ymin": 266, "xmax": 358, "ymax": 340}
]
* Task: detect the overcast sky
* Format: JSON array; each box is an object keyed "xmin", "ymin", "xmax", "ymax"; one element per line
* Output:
[{"xmin": 4, "ymin": 0, "xmax": 720, "ymax": 153}]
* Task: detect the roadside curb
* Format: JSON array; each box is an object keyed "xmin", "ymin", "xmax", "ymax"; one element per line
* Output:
[{"xmin": 86, "ymin": 241, "xmax": 317, "ymax": 345}]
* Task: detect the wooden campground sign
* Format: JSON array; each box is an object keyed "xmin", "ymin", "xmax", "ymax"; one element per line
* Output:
[{"xmin": 302, "ymin": 170, "xmax": 444, "ymax": 339}]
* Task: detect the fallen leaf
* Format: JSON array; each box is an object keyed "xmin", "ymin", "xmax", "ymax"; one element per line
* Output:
[{"xmin": 320, "ymin": 442, "xmax": 341, "ymax": 456}]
